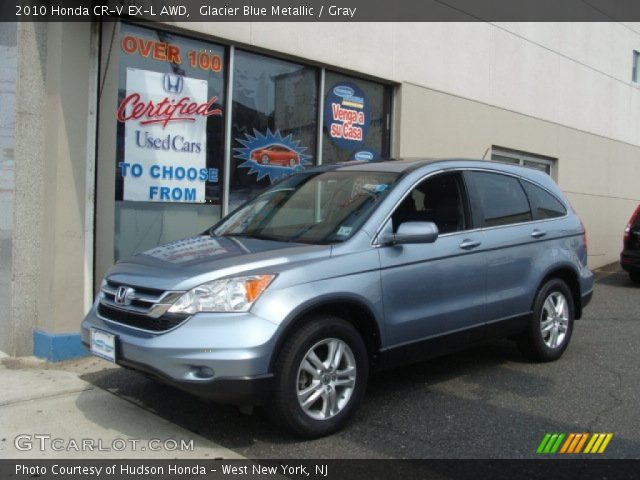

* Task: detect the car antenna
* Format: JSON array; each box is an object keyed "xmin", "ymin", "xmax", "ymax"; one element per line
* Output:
[{"xmin": 481, "ymin": 147, "xmax": 490, "ymax": 160}]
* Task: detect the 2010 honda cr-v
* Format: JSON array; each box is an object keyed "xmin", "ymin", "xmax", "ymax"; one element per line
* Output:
[{"xmin": 82, "ymin": 159, "xmax": 593, "ymax": 438}]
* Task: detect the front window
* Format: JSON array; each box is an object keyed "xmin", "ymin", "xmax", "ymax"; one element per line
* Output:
[
  {"xmin": 214, "ymin": 170, "xmax": 399, "ymax": 244},
  {"xmin": 391, "ymin": 172, "xmax": 469, "ymax": 234}
]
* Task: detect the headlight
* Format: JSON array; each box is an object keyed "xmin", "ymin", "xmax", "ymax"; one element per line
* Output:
[{"xmin": 168, "ymin": 275, "xmax": 275, "ymax": 314}]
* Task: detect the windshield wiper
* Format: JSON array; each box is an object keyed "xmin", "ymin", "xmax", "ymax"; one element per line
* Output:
[
  {"xmin": 287, "ymin": 224, "xmax": 319, "ymax": 242},
  {"xmin": 219, "ymin": 232, "xmax": 285, "ymax": 242}
]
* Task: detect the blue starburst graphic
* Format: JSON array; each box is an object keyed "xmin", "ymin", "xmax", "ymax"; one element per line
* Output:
[{"xmin": 234, "ymin": 129, "xmax": 312, "ymax": 183}]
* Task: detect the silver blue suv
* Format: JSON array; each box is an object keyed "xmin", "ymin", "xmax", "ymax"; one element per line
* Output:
[{"xmin": 82, "ymin": 159, "xmax": 593, "ymax": 437}]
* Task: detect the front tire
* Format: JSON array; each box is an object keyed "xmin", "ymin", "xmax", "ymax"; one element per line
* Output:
[
  {"xmin": 269, "ymin": 315, "xmax": 369, "ymax": 438},
  {"xmin": 517, "ymin": 279, "xmax": 574, "ymax": 362},
  {"xmin": 630, "ymin": 272, "xmax": 640, "ymax": 284}
]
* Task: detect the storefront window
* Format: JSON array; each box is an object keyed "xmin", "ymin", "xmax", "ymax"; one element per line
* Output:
[
  {"xmin": 322, "ymin": 71, "xmax": 391, "ymax": 164},
  {"xmin": 107, "ymin": 24, "xmax": 393, "ymax": 263},
  {"xmin": 114, "ymin": 23, "xmax": 226, "ymax": 260},
  {"xmin": 230, "ymin": 50, "xmax": 318, "ymax": 210}
]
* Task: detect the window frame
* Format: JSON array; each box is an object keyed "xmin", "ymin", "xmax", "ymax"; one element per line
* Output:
[
  {"xmin": 212, "ymin": 169, "xmax": 402, "ymax": 245},
  {"xmin": 115, "ymin": 21, "xmax": 395, "ymax": 218},
  {"xmin": 228, "ymin": 47, "xmax": 321, "ymax": 211},
  {"xmin": 378, "ymin": 170, "xmax": 475, "ymax": 243},
  {"xmin": 320, "ymin": 69, "xmax": 393, "ymax": 165},
  {"xmin": 467, "ymin": 170, "xmax": 534, "ymax": 229},
  {"xmin": 490, "ymin": 146, "xmax": 556, "ymax": 179},
  {"xmin": 465, "ymin": 168, "xmax": 571, "ymax": 230},
  {"xmin": 519, "ymin": 178, "xmax": 568, "ymax": 221},
  {"xmin": 373, "ymin": 167, "xmax": 570, "ymax": 247}
]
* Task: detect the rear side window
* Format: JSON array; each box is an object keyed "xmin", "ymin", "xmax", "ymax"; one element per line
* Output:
[
  {"xmin": 521, "ymin": 180, "xmax": 567, "ymax": 220},
  {"xmin": 471, "ymin": 172, "xmax": 532, "ymax": 227}
]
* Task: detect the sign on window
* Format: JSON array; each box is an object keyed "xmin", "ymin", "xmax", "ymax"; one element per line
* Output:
[{"xmin": 117, "ymin": 68, "xmax": 221, "ymax": 202}]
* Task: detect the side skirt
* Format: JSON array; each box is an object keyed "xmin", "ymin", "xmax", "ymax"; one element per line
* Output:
[{"xmin": 376, "ymin": 313, "xmax": 531, "ymax": 371}]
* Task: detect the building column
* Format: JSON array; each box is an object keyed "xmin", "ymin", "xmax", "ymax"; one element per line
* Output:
[{"xmin": 12, "ymin": 22, "xmax": 96, "ymax": 360}]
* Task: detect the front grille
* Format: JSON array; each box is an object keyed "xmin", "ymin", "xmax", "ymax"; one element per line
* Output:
[
  {"xmin": 98, "ymin": 280, "xmax": 187, "ymax": 332},
  {"xmin": 98, "ymin": 303, "xmax": 189, "ymax": 332},
  {"xmin": 105, "ymin": 280, "xmax": 164, "ymax": 298}
]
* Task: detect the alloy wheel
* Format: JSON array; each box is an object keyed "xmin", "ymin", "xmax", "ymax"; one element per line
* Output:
[
  {"xmin": 540, "ymin": 291, "xmax": 569, "ymax": 348},
  {"xmin": 296, "ymin": 338, "xmax": 357, "ymax": 420}
]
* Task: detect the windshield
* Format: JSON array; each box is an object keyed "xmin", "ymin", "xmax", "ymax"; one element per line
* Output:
[{"xmin": 213, "ymin": 170, "xmax": 400, "ymax": 244}]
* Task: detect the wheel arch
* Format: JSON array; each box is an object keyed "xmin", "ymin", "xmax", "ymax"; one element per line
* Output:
[
  {"xmin": 536, "ymin": 265, "xmax": 583, "ymax": 319},
  {"xmin": 268, "ymin": 295, "xmax": 383, "ymax": 373}
]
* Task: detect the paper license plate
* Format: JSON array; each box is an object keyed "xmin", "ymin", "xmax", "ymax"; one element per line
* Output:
[{"xmin": 90, "ymin": 328, "xmax": 116, "ymax": 362}]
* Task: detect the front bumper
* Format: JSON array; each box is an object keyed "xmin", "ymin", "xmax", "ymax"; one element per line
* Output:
[{"xmin": 81, "ymin": 305, "xmax": 279, "ymax": 405}]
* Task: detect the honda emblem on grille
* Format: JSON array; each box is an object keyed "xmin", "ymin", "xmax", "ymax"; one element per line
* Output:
[{"xmin": 114, "ymin": 286, "xmax": 135, "ymax": 306}]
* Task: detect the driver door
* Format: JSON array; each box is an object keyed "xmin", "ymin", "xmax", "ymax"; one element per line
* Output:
[{"xmin": 378, "ymin": 171, "xmax": 487, "ymax": 349}]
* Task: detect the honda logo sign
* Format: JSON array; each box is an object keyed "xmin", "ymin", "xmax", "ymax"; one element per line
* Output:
[{"xmin": 163, "ymin": 73, "xmax": 184, "ymax": 95}]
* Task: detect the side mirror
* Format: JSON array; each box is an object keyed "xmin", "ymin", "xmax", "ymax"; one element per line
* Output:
[{"xmin": 380, "ymin": 221, "xmax": 439, "ymax": 245}]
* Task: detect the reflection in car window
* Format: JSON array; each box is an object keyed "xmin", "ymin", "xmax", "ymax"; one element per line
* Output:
[
  {"xmin": 521, "ymin": 180, "xmax": 566, "ymax": 220},
  {"xmin": 214, "ymin": 171, "xmax": 399, "ymax": 244},
  {"xmin": 472, "ymin": 172, "xmax": 532, "ymax": 227}
]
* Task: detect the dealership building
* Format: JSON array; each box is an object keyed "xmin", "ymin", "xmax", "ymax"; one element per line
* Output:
[{"xmin": 0, "ymin": 21, "xmax": 639, "ymax": 360}]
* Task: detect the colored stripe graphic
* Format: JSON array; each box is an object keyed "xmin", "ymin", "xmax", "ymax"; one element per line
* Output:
[
  {"xmin": 585, "ymin": 433, "xmax": 614, "ymax": 454},
  {"xmin": 537, "ymin": 434, "xmax": 552, "ymax": 454},
  {"xmin": 598, "ymin": 434, "xmax": 613, "ymax": 453},
  {"xmin": 574, "ymin": 433, "xmax": 589, "ymax": 453},
  {"xmin": 544, "ymin": 434, "xmax": 559, "ymax": 453},
  {"xmin": 560, "ymin": 433, "xmax": 575, "ymax": 453},
  {"xmin": 567, "ymin": 433, "xmax": 583, "ymax": 453},
  {"xmin": 537, "ymin": 433, "xmax": 565, "ymax": 453},
  {"xmin": 550, "ymin": 433, "xmax": 565, "ymax": 453},
  {"xmin": 584, "ymin": 434, "xmax": 599, "ymax": 453},
  {"xmin": 538, "ymin": 433, "xmax": 613, "ymax": 454}
]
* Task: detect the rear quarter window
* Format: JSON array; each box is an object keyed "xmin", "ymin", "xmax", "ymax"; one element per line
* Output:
[
  {"xmin": 471, "ymin": 171, "xmax": 532, "ymax": 227},
  {"xmin": 520, "ymin": 180, "xmax": 567, "ymax": 220}
]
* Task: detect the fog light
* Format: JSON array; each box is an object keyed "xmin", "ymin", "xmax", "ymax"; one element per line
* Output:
[{"xmin": 191, "ymin": 366, "xmax": 214, "ymax": 379}]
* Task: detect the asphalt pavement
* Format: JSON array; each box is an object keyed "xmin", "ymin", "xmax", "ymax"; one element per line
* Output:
[{"xmin": 79, "ymin": 264, "xmax": 640, "ymax": 459}]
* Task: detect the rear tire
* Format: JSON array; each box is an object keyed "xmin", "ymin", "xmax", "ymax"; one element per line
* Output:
[
  {"xmin": 269, "ymin": 315, "xmax": 369, "ymax": 438},
  {"xmin": 517, "ymin": 279, "xmax": 574, "ymax": 362},
  {"xmin": 630, "ymin": 272, "xmax": 640, "ymax": 284}
]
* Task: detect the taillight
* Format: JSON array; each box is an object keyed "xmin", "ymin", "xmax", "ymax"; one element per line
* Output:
[
  {"xmin": 566, "ymin": 196, "xmax": 588, "ymax": 251},
  {"xmin": 580, "ymin": 219, "xmax": 588, "ymax": 250},
  {"xmin": 624, "ymin": 205, "xmax": 640, "ymax": 241}
]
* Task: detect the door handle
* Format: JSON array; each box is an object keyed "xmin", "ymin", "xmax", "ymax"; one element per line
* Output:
[
  {"xmin": 459, "ymin": 239, "xmax": 481, "ymax": 250},
  {"xmin": 531, "ymin": 229, "xmax": 547, "ymax": 239}
]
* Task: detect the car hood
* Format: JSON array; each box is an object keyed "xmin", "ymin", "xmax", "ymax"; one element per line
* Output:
[{"xmin": 105, "ymin": 235, "xmax": 331, "ymax": 291}]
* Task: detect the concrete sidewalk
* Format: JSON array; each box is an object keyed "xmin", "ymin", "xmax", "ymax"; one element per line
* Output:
[{"xmin": 0, "ymin": 353, "xmax": 242, "ymax": 459}]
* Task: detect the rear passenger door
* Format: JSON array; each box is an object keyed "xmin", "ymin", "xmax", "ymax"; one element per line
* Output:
[{"xmin": 468, "ymin": 171, "xmax": 563, "ymax": 333}]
